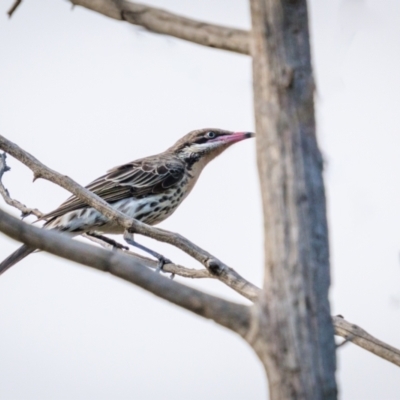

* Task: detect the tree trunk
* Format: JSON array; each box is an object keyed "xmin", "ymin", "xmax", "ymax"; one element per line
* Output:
[{"xmin": 249, "ymin": 0, "xmax": 337, "ymax": 398}]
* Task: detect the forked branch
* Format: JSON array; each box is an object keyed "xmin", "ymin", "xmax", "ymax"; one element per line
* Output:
[
  {"xmin": 0, "ymin": 153, "xmax": 43, "ymax": 218},
  {"xmin": 1, "ymin": 136, "xmax": 400, "ymax": 367}
]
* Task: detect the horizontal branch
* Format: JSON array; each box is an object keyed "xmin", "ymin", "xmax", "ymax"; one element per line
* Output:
[
  {"xmin": 333, "ymin": 315, "xmax": 400, "ymax": 367},
  {"xmin": 70, "ymin": 0, "xmax": 250, "ymax": 55},
  {"xmin": 0, "ymin": 207, "xmax": 251, "ymax": 336},
  {"xmin": 0, "ymin": 135, "xmax": 259, "ymax": 301}
]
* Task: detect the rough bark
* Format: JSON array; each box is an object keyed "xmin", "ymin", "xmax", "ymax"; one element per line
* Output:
[{"xmin": 249, "ymin": 0, "xmax": 337, "ymax": 398}]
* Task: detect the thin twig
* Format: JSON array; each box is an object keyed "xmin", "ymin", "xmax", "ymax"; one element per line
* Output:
[
  {"xmin": 0, "ymin": 153, "xmax": 43, "ymax": 218},
  {"xmin": 83, "ymin": 232, "xmax": 211, "ymax": 279},
  {"xmin": 0, "ymin": 134, "xmax": 259, "ymax": 302},
  {"xmin": 7, "ymin": 0, "xmax": 22, "ymax": 18},
  {"xmin": 333, "ymin": 315, "xmax": 400, "ymax": 367},
  {"xmin": 70, "ymin": 0, "xmax": 250, "ymax": 55}
]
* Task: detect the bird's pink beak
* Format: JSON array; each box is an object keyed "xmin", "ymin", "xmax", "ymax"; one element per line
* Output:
[{"xmin": 210, "ymin": 132, "xmax": 255, "ymax": 144}]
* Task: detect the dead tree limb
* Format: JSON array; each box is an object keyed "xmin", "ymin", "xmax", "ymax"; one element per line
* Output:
[
  {"xmin": 1, "ymin": 155, "xmax": 400, "ymax": 367},
  {"xmin": 0, "ymin": 208, "xmax": 251, "ymax": 336},
  {"xmin": 2, "ymin": 206, "xmax": 400, "ymax": 368},
  {"xmin": 70, "ymin": 0, "xmax": 250, "ymax": 55}
]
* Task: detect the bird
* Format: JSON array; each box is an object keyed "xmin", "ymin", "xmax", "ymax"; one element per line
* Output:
[{"xmin": 0, "ymin": 128, "xmax": 254, "ymax": 275}]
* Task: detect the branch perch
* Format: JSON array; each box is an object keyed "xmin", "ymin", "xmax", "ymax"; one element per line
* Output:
[
  {"xmin": 0, "ymin": 152, "xmax": 218, "ymax": 282},
  {"xmin": 333, "ymin": 316, "xmax": 400, "ymax": 367},
  {"xmin": 70, "ymin": 0, "xmax": 250, "ymax": 55},
  {"xmin": 0, "ymin": 135, "xmax": 259, "ymax": 301}
]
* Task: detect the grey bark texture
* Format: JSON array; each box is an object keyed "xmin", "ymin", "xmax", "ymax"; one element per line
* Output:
[{"xmin": 249, "ymin": 0, "xmax": 337, "ymax": 398}]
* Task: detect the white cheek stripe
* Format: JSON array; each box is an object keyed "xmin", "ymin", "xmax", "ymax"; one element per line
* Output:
[{"xmin": 182, "ymin": 142, "xmax": 220, "ymax": 158}]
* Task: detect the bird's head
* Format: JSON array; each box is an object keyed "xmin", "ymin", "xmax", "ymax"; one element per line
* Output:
[{"xmin": 170, "ymin": 128, "xmax": 254, "ymax": 167}]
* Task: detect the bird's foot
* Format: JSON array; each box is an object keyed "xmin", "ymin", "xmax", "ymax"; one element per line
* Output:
[
  {"xmin": 155, "ymin": 255, "xmax": 172, "ymax": 273},
  {"xmin": 155, "ymin": 256, "xmax": 175, "ymax": 279},
  {"xmin": 122, "ymin": 232, "xmax": 174, "ymax": 278}
]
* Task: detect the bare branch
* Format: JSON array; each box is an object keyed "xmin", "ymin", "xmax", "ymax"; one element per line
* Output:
[
  {"xmin": 0, "ymin": 153, "xmax": 43, "ymax": 219},
  {"xmin": 124, "ymin": 251, "xmax": 212, "ymax": 279},
  {"xmin": 7, "ymin": 0, "xmax": 22, "ymax": 18},
  {"xmin": 0, "ymin": 207, "xmax": 251, "ymax": 336},
  {"xmin": 0, "ymin": 135, "xmax": 258, "ymax": 301},
  {"xmin": 1, "ymin": 169, "xmax": 400, "ymax": 366},
  {"xmin": 70, "ymin": 0, "xmax": 250, "ymax": 55},
  {"xmin": 333, "ymin": 316, "xmax": 400, "ymax": 367},
  {"xmin": 4, "ymin": 138, "xmax": 398, "ymax": 368}
]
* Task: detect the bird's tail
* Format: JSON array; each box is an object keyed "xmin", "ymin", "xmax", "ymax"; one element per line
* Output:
[{"xmin": 0, "ymin": 245, "xmax": 36, "ymax": 275}]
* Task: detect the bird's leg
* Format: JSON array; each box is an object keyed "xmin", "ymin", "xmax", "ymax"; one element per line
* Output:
[
  {"xmin": 86, "ymin": 232, "xmax": 129, "ymax": 251},
  {"xmin": 123, "ymin": 231, "xmax": 172, "ymax": 274}
]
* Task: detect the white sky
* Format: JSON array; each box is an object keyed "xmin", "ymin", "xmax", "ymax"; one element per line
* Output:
[{"xmin": 0, "ymin": 0, "xmax": 400, "ymax": 399}]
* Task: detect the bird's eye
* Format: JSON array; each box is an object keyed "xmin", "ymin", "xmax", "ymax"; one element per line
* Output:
[{"xmin": 206, "ymin": 131, "xmax": 216, "ymax": 139}]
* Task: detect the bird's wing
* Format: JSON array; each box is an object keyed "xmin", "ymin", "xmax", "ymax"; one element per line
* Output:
[{"xmin": 40, "ymin": 155, "xmax": 186, "ymax": 222}]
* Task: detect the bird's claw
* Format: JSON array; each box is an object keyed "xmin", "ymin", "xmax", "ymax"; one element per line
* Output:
[{"xmin": 155, "ymin": 256, "xmax": 173, "ymax": 274}]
